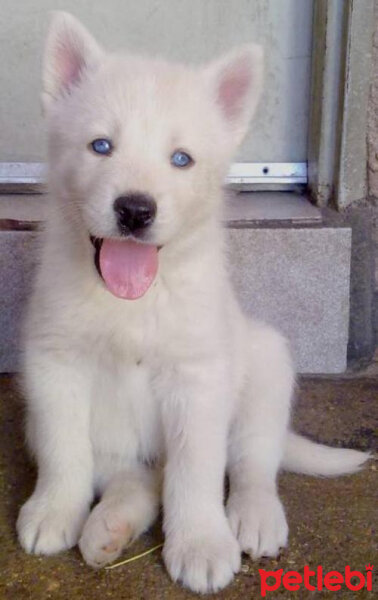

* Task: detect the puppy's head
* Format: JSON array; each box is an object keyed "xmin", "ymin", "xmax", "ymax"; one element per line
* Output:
[{"xmin": 43, "ymin": 12, "xmax": 263, "ymax": 298}]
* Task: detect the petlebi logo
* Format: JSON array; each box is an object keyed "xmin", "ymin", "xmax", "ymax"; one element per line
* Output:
[{"xmin": 259, "ymin": 564, "xmax": 374, "ymax": 597}]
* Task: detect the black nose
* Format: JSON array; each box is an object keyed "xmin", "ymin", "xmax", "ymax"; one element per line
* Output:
[{"xmin": 114, "ymin": 193, "xmax": 157, "ymax": 234}]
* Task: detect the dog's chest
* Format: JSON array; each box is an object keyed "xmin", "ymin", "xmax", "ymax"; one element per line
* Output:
[
  {"xmin": 90, "ymin": 352, "xmax": 164, "ymax": 462},
  {"xmin": 86, "ymin": 287, "xmax": 211, "ymax": 462}
]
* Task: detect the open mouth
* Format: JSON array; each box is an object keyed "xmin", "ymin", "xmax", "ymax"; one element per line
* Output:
[{"xmin": 90, "ymin": 235, "xmax": 159, "ymax": 300}]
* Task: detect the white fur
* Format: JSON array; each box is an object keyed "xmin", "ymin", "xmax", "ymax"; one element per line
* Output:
[{"xmin": 17, "ymin": 12, "xmax": 370, "ymax": 594}]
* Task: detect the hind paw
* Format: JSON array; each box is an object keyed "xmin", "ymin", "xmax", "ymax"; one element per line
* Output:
[
  {"xmin": 79, "ymin": 503, "xmax": 135, "ymax": 568},
  {"xmin": 226, "ymin": 490, "xmax": 288, "ymax": 559}
]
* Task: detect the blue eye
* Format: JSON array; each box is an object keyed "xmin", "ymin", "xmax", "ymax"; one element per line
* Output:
[
  {"xmin": 171, "ymin": 150, "xmax": 193, "ymax": 168},
  {"xmin": 91, "ymin": 138, "xmax": 113, "ymax": 155}
]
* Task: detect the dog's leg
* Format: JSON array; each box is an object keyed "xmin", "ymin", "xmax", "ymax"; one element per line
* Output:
[
  {"xmin": 17, "ymin": 350, "xmax": 94, "ymax": 555},
  {"xmin": 79, "ymin": 465, "xmax": 161, "ymax": 568},
  {"xmin": 226, "ymin": 323, "xmax": 294, "ymax": 559},
  {"xmin": 161, "ymin": 364, "xmax": 241, "ymax": 594}
]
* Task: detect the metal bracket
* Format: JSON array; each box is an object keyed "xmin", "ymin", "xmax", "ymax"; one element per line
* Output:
[
  {"xmin": 0, "ymin": 163, "xmax": 46, "ymax": 193},
  {"xmin": 226, "ymin": 162, "xmax": 307, "ymax": 190}
]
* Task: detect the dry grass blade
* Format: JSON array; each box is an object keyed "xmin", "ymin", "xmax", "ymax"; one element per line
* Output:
[{"xmin": 105, "ymin": 543, "xmax": 164, "ymax": 570}]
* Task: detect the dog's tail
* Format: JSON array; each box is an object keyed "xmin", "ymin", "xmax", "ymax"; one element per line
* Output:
[{"xmin": 282, "ymin": 431, "xmax": 372, "ymax": 477}]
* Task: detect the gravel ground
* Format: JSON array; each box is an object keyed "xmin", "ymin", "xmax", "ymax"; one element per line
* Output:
[{"xmin": 0, "ymin": 374, "xmax": 376, "ymax": 599}]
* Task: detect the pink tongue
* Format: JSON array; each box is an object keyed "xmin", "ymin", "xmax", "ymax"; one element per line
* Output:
[{"xmin": 99, "ymin": 239, "xmax": 158, "ymax": 300}]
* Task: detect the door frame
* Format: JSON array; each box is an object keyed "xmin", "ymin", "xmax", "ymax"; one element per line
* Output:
[{"xmin": 308, "ymin": 0, "xmax": 375, "ymax": 209}]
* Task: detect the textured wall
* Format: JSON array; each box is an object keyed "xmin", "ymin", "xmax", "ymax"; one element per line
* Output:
[
  {"xmin": 368, "ymin": 0, "xmax": 378, "ymax": 199},
  {"xmin": 367, "ymin": 0, "xmax": 378, "ymax": 304}
]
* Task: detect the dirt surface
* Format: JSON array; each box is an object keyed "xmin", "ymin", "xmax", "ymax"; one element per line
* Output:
[{"xmin": 0, "ymin": 374, "xmax": 376, "ymax": 599}]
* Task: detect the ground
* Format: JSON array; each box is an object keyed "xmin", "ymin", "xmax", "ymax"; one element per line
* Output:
[{"xmin": 0, "ymin": 373, "xmax": 376, "ymax": 599}]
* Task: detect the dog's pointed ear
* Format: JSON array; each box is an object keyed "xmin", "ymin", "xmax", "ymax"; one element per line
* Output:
[
  {"xmin": 204, "ymin": 45, "xmax": 263, "ymax": 145},
  {"xmin": 42, "ymin": 12, "xmax": 103, "ymax": 110}
]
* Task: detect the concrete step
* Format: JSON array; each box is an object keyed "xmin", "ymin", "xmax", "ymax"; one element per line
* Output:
[{"xmin": 0, "ymin": 193, "xmax": 351, "ymax": 373}]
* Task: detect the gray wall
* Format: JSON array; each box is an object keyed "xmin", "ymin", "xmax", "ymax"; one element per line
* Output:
[
  {"xmin": 367, "ymin": 0, "xmax": 378, "ymax": 346},
  {"xmin": 0, "ymin": 0, "xmax": 314, "ymax": 163}
]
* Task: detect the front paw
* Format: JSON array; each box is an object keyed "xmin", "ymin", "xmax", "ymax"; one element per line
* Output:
[
  {"xmin": 163, "ymin": 516, "xmax": 240, "ymax": 593},
  {"xmin": 17, "ymin": 492, "xmax": 90, "ymax": 555},
  {"xmin": 226, "ymin": 489, "xmax": 288, "ymax": 559}
]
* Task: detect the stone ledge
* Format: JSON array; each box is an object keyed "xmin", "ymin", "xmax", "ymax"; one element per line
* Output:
[
  {"xmin": 226, "ymin": 227, "xmax": 351, "ymax": 374},
  {"xmin": 0, "ymin": 224, "xmax": 351, "ymax": 374}
]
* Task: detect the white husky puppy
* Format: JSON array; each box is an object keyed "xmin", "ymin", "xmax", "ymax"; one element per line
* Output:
[{"xmin": 17, "ymin": 12, "xmax": 369, "ymax": 593}]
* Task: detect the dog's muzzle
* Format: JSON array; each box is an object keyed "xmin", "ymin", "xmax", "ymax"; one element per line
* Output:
[{"xmin": 113, "ymin": 193, "xmax": 157, "ymax": 236}]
